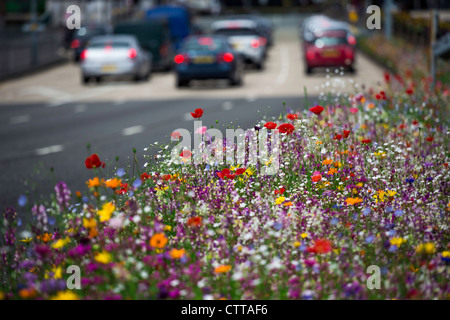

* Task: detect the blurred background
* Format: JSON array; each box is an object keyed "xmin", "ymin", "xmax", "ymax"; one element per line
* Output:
[{"xmin": 0, "ymin": 0, "xmax": 449, "ymax": 212}]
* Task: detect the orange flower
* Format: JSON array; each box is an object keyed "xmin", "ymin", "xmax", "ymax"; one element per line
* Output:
[
  {"xmin": 169, "ymin": 248, "xmax": 186, "ymax": 259},
  {"xmin": 327, "ymin": 168, "xmax": 338, "ymax": 175},
  {"xmin": 37, "ymin": 233, "xmax": 52, "ymax": 243},
  {"xmin": 346, "ymin": 197, "xmax": 363, "ymax": 205},
  {"xmin": 322, "ymin": 159, "xmax": 333, "ymax": 165},
  {"xmin": 150, "ymin": 233, "xmax": 168, "ymax": 249},
  {"xmin": 312, "ymin": 174, "xmax": 322, "ymax": 183},
  {"xmin": 307, "ymin": 239, "xmax": 332, "ymax": 254},
  {"xmin": 214, "ymin": 265, "xmax": 232, "ymax": 273},
  {"xmin": 187, "ymin": 216, "xmax": 202, "ymax": 227},
  {"xmin": 283, "ymin": 201, "xmax": 293, "ymax": 207},
  {"xmin": 19, "ymin": 287, "xmax": 37, "ymax": 299},
  {"xmin": 86, "ymin": 177, "xmax": 104, "ymax": 188},
  {"xmin": 104, "ymin": 178, "xmax": 121, "ymax": 189}
]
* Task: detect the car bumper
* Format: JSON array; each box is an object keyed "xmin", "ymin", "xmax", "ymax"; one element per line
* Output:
[
  {"xmin": 176, "ymin": 64, "xmax": 235, "ymax": 80},
  {"xmin": 81, "ymin": 61, "xmax": 139, "ymax": 77}
]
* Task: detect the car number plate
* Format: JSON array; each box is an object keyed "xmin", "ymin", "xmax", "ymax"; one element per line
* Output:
[
  {"xmin": 101, "ymin": 64, "xmax": 117, "ymax": 72},
  {"xmin": 321, "ymin": 50, "xmax": 340, "ymax": 58},
  {"xmin": 193, "ymin": 56, "xmax": 215, "ymax": 64}
]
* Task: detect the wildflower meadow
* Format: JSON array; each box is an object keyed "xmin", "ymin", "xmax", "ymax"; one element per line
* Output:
[{"xmin": 1, "ymin": 72, "xmax": 449, "ymax": 301}]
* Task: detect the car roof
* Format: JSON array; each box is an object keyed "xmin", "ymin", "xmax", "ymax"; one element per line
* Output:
[
  {"xmin": 211, "ymin": 19, "xmax": 258, "ymax": 30},
  {"xmin": 89, "ymin": 35, "xmax": 138, "ymax": 44}
]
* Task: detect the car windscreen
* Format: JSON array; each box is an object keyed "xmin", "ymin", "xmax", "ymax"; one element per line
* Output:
[
  {"xmin": 214, "ymin": 28, "xmax": 259, "ymax": 37},
  {"xmin": 182, "ymin": 38, "xmax": 227, "ymax": 51},
  {"xmin": 314, "ymin": 37, "xmax": 348, "ymax": 47},
  {"xmin": 88, "ymin": 41, "xmax": 131, "ymax": 49}
]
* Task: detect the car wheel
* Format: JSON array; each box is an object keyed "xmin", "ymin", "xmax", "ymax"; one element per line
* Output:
[
  {"xmin": 305, "ymin": 66, "xmax": 313, "ymax": 75},
  {"xmin": 348, "ymin": 65, "xmax": 356, "ymax": 74},
  {"xmin": 82, "ymin": 76, "xmax": 89, "ymax": 85},
  {"xmin": 176, "ymin": 78, "xmax": 189, "ymax": 88},
  {"xmin": 230, "ymin": 72, "xmax": 243, "ymax": 87},
  {"xmin": 255, "ymin": 61, "xmax": 264, "ymax": 70},
  {"xmin": 95, "ymin": 76, "xmax": 102, "ymax": 84}
]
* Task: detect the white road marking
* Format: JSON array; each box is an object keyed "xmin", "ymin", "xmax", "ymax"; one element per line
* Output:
[
  {"xmin": 21, "ymin": 86, "xmax": 72, "ymax": 101},
  {"xmin": 10, "ymin": 114, "xmax": 31, "ymax": 124},
  {"xmin": 46, "ymin": 87, "xmax": 117, "ymax": 107},
  {"xmin": 35, "ymin": 144, "xmax": 64, "ymax": 156},
  {"xmin": 275, "ymin": 46, "xmax": 290, "ymax": 86},
  {"xmin": 246, "ymin": 94, "xmax": 257, "ymax": 102},
  {"xmin": 122, "ymin": 125, "xmax": 144, "ymax": 136},
  {"xmin": 74, "ymin": 104, "xmax": 87, "ymax": 113},
  {"xmin": 222, "ymin": 101, "xmax": 233, "ymax": 110}
]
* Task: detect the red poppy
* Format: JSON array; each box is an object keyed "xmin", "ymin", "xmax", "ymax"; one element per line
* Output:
[
  {"xmin": 278, "ymin": 123, "xmax": 295, "ymax": 134},
  {"xmin": 361, "ymin": 139, "xmax": 371, "ymax": 144},
  {"xmin": 217, "ymin": 168, "xmax": 231, "ymax": 179},
  {"xmin": 412, "ymin": 120, "xmax": 418, "ymax": 125},
  {"xmin": 187, "ymin": 216, "xmax": 202, "ymax": 227},
  {"xmin": 384, "ymin": 72, "xmax": 390, "ymax": 83},
  {"xmin": 85, "ymin": 154, "xmax": 105, "ymax": 169},
  {"xmin": 191, "ymin": 108, "xmax": 204, "ymax": 119},
  {"xmin": 180, "ymin": 150, "xmax": 192, "ymax": 158},
  {"xmin": 225, "ymin": 174, "xmax": 236, "ymax": 180},
  {"xmin": 171, "ymin": 131, "xmax": 181, "ymax": 140},
  {"xmin": 307, "ymin": 239, "xmax": 332, "ymax": 254},
  {"xmin": 309, "ymin": 105, "xmax": 324, "ymax": 115},
  {"xmin": 162, "ymin": 174, "xmax": 172, "ymax": 181},
  {"xmin": 343, "ymin": 130, "xmax": 351, "ymax": 138},
  {"xmin": 264, "ymin": 122, "xmax": 277, "ymax": 130},
  {"xmin": 333, "ymin": 134, "xmax": 343, "ymax": 140},
  {"xmin": 444, "ymin": 163, "xmax": 448, "ymax": 167},
  {"xmin": 235, "ymin": 168, "xmax": 246, "ymax": 175},
  {"xmin": 287, "ymin": 113, "xmax": 298, "ymax": 120},
  {"xmin": 398, "ymin": 124, "xmax": 406, "ymax": 130},
  {"xmin": 115, "ymin": 183, "xmax": 128, "ymax": 195},
  {"xmin": 274, "ymin": 187, "xmax": 285, "ymax": 195},
  {"xmin": 406, "ymin": 88, "xmax": 414, "ymax": 95},
  {"xmin": 426, "ymin": 136, "xmax": 434, "ymax": 142},
  {"xmin": 311, "ymin": 174, "xmax": 322, "ymax": 183},
  {"xmin": 141, "ymin": 172, "xmax": 151, "ymax": 181}
]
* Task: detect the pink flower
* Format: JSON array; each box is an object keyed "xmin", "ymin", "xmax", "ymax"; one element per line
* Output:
[
  {"xmin": 349, "ymin": 107, "xmax": 359, "ymax": 114},
  {"xmin": 195, "ymin": 126, "xmax": 207, "ymax": 134}
]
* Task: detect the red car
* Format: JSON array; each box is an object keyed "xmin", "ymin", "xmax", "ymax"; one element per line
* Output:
[{"xmin": 304, "ymin": 29, "xmax": 356, "ymax": 74}]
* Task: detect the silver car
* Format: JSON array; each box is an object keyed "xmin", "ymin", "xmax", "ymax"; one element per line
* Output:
[
  {"xmin": 211, "ymin": 19, "xmax": 267, "ymax": 70},
  {"xmin": 80, "ymin": 35, "xmax": 152, "ymax": 84}
]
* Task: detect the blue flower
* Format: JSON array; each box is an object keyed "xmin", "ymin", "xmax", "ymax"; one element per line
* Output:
[
  {"xmin": 116, "ymin": 168, "xmax": 125, "ymax": 177},
  {"xmin": 132, "ymin": 179, "xmax": 142, "ymax": 188},
  {"xmin": 406, "ymin": 178, "xmax": 414, "ymax": 183},
  {"xmin": 365, "ymin": 235, "xmax": 375, "ymax": 244},
  {"xmin": 362, "ymin": 207, "xmax": 371, "ymax": 216},
  {"xmin": 18, "ymin": 195, "xmax": 27, "ymax": 207},
  {"xmin": 48, "ymin": 217, "xmax": 56, "ymax": 226},
  {"xmin": 394, "ymin": 210, "xmax": 404, "ymax": 217},
  {"xmin": 389, "ymin": 245, "xmax": 398, "ymax": 252},
  {"xmin": 331, "ymin": 217, "xmax": 339, "ymax": 225}
]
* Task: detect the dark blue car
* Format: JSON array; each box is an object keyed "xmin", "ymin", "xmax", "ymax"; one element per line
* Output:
[{"xmin": 174, "ymin": 36, "xmax": 244, "ymax": 88}]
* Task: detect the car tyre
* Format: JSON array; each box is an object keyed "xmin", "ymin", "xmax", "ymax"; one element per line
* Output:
[
  {"xmin": 176, "ymin": 78, "xmax": 189, "ymax": 88},
  {"xmin": 82, "ymin": 76, "xmax": 89, "ymax": 85},
  {"xmin": 255, "ymin": 61, "xmax": 264, "ymax": 70},
  {"xmin": 305, "ymin": 66, "xmax": 313, "ymax": 75}
]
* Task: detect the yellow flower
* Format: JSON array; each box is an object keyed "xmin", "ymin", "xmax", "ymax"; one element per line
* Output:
[
  {"xmin": 98, "ymin": 202, "xmax": 115, "ymax": 222},
  {"xmin": 244, "ymin": 168, "xmax": 255, "ymax": 176},
  {"xmin": 20, "ymin": 237, "xmax": 33, "ymax": 243},
  {"xmin": 416, "ymin": 243, "xmax": 436, "ymax": 255},
  {"xmin": 45, "ymin": 266, "xmax": 62, "ymax": 279},
  {"xmin": 322, "ymin": 158, "xmax": 333, "ymax": 165},
  {"xmin": 51, "ymin": 291, "xmax": 79, "ymax": 300},
  {"xmin": 150, "ymin": 233, "xmax": 168, "ymax": 249},
  {"xmin": 95, "ymin": 251, "xmax": 112, "ymax": 264},
  {"xmin": 104, "ymin": 178, "xmax": 121, "ymax": 189},
  {"xmin": 86, "ymin": 177, "xmax": 104, "ymax": 188},
  {"xmin": 333, "ymin": 161, "xmax": 342, "ymax": 168},
  {"xmin": 164, "ymin": 225, "xmax": 172, "ymax": 232},
  {"xmin": 275, "ymin": 196, "xmax": 286, "ymax": 205},
  {"xmin": 214, "ymin": 265, "xmax": 232, "ymax": 274},
  {"xmin": 293, "ymin": 241, "xmax": 301, "ymax": 248},
  {"xmin": 346, "ymin": 197, "xmax": 363, "ymax": 205},
  {"xmin": 390, "ymin": 237, "xmax": 406, "ymax": 247},
  {"xmin": 169, "ymin": 248, "xmax": 186, "ymax": 259},
  {"xmin": 386, "ymin": 190, "xmax": 397, "ymax": 197},
  {"xmin": 442, "ymin": 251, "xmax": 450, "ymax": 258},
  {"xmin": 301, "ymin": 233, "xmax": 308, "ymax": 239},
  {"xmin": 374, "ymin": 151, "xmax": 387, "ymax": 159},
  {"xmin": 154, "ymin": 185, "xmax": 169, "ymax": 192},
  {"xmin": 83, "ymin": 218, "xmax": 97, "ymax": 229},
  {"xmin": 52, "ymin": 238, "xmax": 70, "ymax": 249},
  {"xmin": 0, "ymin": 292, "xmax": 4, "ymax": 300}
]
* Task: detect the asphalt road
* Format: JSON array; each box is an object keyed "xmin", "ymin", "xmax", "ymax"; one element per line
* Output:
[{"xmin": 0, "ymin": 22, "xmax": 386, "ymax": 213}]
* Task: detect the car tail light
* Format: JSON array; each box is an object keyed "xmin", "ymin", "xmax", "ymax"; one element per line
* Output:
[
  {"xmin": 71, "ymin": 39, "xmax": 80, "ymax": 49},
  {"xmin": 259, "ymin": 37, "xmax": 267, "ymax": 46},
  {"xmin": 347, "ymin": 35, "xmax": 357, "ymax": 45},
  {"xmin": 218, "ymin": 52, "xmax": 234, "ymax": 63},
  {"xmin": 306, "ymin": 50, "xmax": 315, "ymax": 60},
  {"xmin": 250, "ymin": 39, "xmax": 260, "ymax": 48},
  {"xmin": 80, "ymin": 49, "xmax": 87, "ymax": 60},
  {"xmin": 174, "ymin": 54, "xmax": 189, "ymax": 64},
  {"xmin": 128, "ymin": 48, "xmax": 137, "ymax": 59}
]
